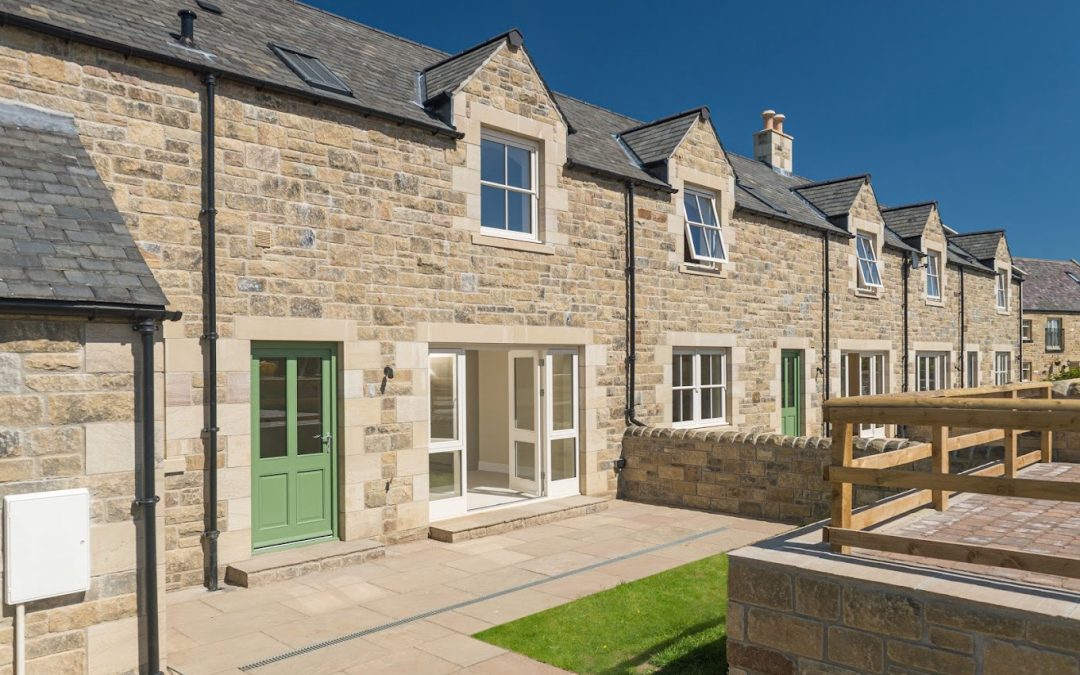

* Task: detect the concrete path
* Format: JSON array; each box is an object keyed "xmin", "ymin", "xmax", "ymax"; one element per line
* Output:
[{"xmin": 165, "ymin": 501, "xmax": 790, "ymax": 675}]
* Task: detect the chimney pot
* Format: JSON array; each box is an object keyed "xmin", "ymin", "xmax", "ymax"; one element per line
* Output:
[
  {"xmin": 773, "ymin": 113, "xmax": 785, "ymax": 135},
  {"xmin": 761, "ymin": 109, "xmax": 775, "ymax": 131},
  {"xmin": 178, "ymin": 10, "xmax": 197, "ymax": 48}
]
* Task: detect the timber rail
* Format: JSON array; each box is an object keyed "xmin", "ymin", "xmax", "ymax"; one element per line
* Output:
[{"xmin": 823, "ymin": 380, "xmax": 1080, "ymax": 579}]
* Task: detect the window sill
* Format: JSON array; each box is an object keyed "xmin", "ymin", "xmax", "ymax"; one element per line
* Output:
[
  {"xmin": 854, "ymin": 288, "xmax": 881, "ymax": 299},
  {"xmin": 996, "ymin": 308, "xmax": 1011, "ymax": 316},
  {"xmin": 924, "ymin": 298, "xmax": 944, "ymax": 308},
  {"xmin": 472, "ymin": 232, "xmax": 555, "ymax": 255},
  {"xmin": 679, "ymin": 263, "xmax": 728, "ymax": 278},
  {"xmin": 672, "ymin": 420, "xmax": 729, "ymax": 431}
]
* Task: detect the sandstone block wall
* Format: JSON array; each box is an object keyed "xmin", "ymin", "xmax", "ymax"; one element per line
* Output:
[
  {"xmin": 1023, "ymin": 311, "xmax": 1080, "ymax": 381},
  {"xmin": 727, "ymin": 554, "xmax": 1080, "ymax": 675},
  {"xmin": 0, "ymin": 318, "xmax": 164, "ymax": 675}
]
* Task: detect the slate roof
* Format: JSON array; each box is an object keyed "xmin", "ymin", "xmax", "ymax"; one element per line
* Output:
[
  {"xmin": 0, "ymin": 101, "xmax": 168, "ymax": 306},
  {"xmin": 1013, "ymin": 258, "xmax": 1080, "ymax": 312},
  {"xmin": 946, "ymin": 240, "xmax": 994, "ymax": 273},
  {"xmin": 881, "ymin": 202, "xmax": 935, "ymax": 240},
  {"xmin": 727, "ymin": 155, "xmax": 843, "ymax": 234},
  {"xmin": 948, "ymin": 231, "xmax": 1006, "ymax": 263},
  {"xmin": 422, "ymin": 33, "xmax": 508, "ymax": 102},
  {"xmin": 793, "ymin": 177, "xmax": 868, "ymax": 218},
  {"xmin": 620, "ymin": 109, "xmax": 702, "ymax": 165}
]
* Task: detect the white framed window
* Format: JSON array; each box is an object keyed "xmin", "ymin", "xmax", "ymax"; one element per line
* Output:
[
  {"xmin": 995, "ymin": 270, "xmax": 1008, "ymax": 310},
  {"xmin": 916, "ymin": 353, "xmax": 948, "ymax": 392},
  {"xmin": 965, "ymin": 350, "xmax": 979, "ymax": 388},
  {"xmin": 841, "ymin": 352, "xmax": 886, "ymax": 437},
  {"xmin": 481, "ymin": 131, "xmax": 538, "ymax": 240},
  {"xmin": 925, "ymin": 251, "xmax": 941, "ymax": 300},
  {"xmin": 1021, "ymin": 361, "xmax": 1032, "ymax": 382},
  {"xmin": 993, "ymin": 351, "xmax": 1010, "ymax": 385},
  {"xmin": 672, "ymin": 350, "xmax": 727, "ymax": 427},
  {"xmin": 856, "ymin": 233, "xmax": 883, "ymax": 289},
  {"xmin": 1046, "ymin": 318, "xmax": 1063, "ymax": 352},
  {"xmin": 1022, "ymin": 319, "xmax": 1032, "ymax": 342},
  {"xmin": 682, "ymin": 188, "xmax": 727, "ymax": 264}
]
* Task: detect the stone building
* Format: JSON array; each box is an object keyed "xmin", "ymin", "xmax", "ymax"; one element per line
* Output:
[
  {"xmin": 1015, "ymin": 257, "xmax": 1080, "ymax": 380},
  {"xmin": 0, "ymin": 0, "xmax": 1022, "ymax": 671}
]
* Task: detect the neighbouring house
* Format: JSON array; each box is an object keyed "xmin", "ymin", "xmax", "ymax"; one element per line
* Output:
[
  {"xmin": 1015, "ymin": 258, "xmax": 1080, "ymax": 380},
  {"xmin": 0, "ymin": 0, "xmax": 1022, "ymax": 672}
]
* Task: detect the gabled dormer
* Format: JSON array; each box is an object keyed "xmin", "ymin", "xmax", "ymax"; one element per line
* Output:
[
  {"xmin": 948, "ymin": 230, "xmax": 1018, "ymax": 314},
  {"xmin": 618, "ymin": 109, "xmax": 736, "ymax": 273},
  {"xmin": 421, "ymin": 30, "xmax": 571, "ymax": 252},
  {"xmin": 882, "ymin": 202, "xmax": 947, "ymax": 305}
]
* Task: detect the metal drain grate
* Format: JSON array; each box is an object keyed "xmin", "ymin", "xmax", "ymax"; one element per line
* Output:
[{"xmin": 238, "ymin": 524, "xmax": 729, "ymax": 671}]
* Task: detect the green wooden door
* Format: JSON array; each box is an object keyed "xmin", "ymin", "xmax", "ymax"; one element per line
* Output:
[
  {"xmin": 251, "ymin": 345, "xmax": 337, "ymax": 550},
  {"xmin": 780, "ymin": 350, "xmax": 804, "ymax": 436}
]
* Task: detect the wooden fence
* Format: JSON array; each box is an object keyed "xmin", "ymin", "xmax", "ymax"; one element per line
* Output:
[{"xmin": 823, "ymin": 380, "xmax": 1080, "ymax": 579}]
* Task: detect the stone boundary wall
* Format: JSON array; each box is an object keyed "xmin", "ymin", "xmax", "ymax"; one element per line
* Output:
[
  {"xmin": 619, "ymin": 426, "xmax": 911, "ymax": 524},
  {"xmin": 727, "ymin": 552, "xmax": 1080, "ymax": 675}
]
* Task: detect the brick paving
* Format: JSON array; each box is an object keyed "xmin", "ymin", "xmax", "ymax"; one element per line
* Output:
[
  {"xmin": 868, "ymin": 462, "xmax": 1080, "ymax": 591},
  {"xmin": 165, "ymin": 500, "xmax": 790, "ymax": 675}
]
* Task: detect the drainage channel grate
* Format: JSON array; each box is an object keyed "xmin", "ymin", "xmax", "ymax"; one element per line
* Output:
[{"xmin": 238, "ymin": 524, "xmax": 729, "ymax": 671}]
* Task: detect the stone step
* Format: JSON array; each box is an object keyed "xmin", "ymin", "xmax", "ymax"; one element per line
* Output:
[
  {"xmin": 224, "ymin": 538, "xmax": 385, "ymax": 588},
  {"xmin": 429, "ymin": 495, "xmax": 610, "ymax": 543}
]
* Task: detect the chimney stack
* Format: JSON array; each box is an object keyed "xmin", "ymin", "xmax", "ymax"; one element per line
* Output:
[
  {"xmin": 754, "ymin": 109, "xmax": 793, "ymax": 175},
  {"xmin": 177, "ymin": 10, "xmax": 197, "ymax": 48}
]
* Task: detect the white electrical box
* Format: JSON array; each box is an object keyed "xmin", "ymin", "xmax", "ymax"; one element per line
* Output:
[{"xmin": 4, "ymin": 488, "xmax": 91, "ymax": 605}]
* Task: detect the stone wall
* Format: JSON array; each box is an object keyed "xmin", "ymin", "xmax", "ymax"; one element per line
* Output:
[
  {"xmin": 0, "ymin": 318, "xmax": 164, "ymax": 675},
  {"xmin": 727, "ymin": 548, "xmax": 1080, "ymax": 675},
  {"xmin": 1023, "ymin": 311, "xmax": 1080, "ymax": 381}
]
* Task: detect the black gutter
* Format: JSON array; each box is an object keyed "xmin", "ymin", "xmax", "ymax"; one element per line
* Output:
[
  {"xmin": 0, "ymin": 299, "xmax": 181, "ymax": 322},
  {"xmin": 201, "ymin": 73, "xmax": 221, "ymax": 592},
  {"xmin": 822, "ymin": 232, "xmax": 831, "ymax": 436},
  {"xmin": 624, "ymin": 181, "xmax": 644, "ymax": 426},
  {"xmin": 902, "ymin": 254, "xmax": 911, "ymax": 392},
  {"xmin": 959, "ymin": 267, "xmax": 966, "ymax": 385},
  {"xmin": 0, "ymin": 12, "xmax": 463, "ymax": 140},
  {"xmin": 134, "ymin": 318, "xmax": 164, "ymax": 675}
]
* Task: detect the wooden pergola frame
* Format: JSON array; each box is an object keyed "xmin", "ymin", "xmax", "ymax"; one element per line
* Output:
[{"xmin": 824, "ymin": 380, "xmax": 1080, "ymax": 579}]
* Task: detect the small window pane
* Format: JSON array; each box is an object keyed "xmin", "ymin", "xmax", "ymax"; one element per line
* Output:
[
  {"xmin": 296, "ymin": 357, "xmax": 324, "ymax": 455},
  {"xmin": 514, "ymin": 441, "xmax": 535, "ymax": 481},
  {"xmin": 697, "ymin": 195, "xmax": 716, "ymax": 226},
  {"xmin": 507, "ymin": 190, "xmax": 532, "ymax": 233},
  {"xmin": 551, "ymin": 354, "xmax": 574, "ymax": 431},
  {"xmin": 683, "ymin": 193, "xmax": 701, "ymax": 223},
  {"xmin": 481, "ymin": 139, "xmax": 505, "ymax": 184},
  {"xmin": 701, "ymin": 388, "xmax": 723, "ymax": 421},
  {"xmin": 429, "ymin": 355, "xmax": 457, "ymax": 442},
  {"xmin": 674, "ymin": 388, "xmax": 693, "ymax": 423},
  {"xmin": 674, "ymin": 354, "xmax": 693, "ymax": 387},
  {"xmin": 514, "ymin": 357, "xmax": 535, "ymax": 431},
  {"xmin": 481, "ymin": 185, "xmax": 505, "ymax": 229},
  {"xmin": 506, "ymin": 145, "xmax": 531, "ymax": 189},
  {"xmin": 551, "ymin": 438, "xmax": 576, "ymax": 481},
  {"xmin": 258, "ymin": 358, "xmax": 287, "ymax": 459},
  {"xmin": 701, "ymin": 354, "xmax": 722, "ymax": 386},
  {"xmin": 429, "ymin": 451, "xmax": 461, "ymax": 500}
]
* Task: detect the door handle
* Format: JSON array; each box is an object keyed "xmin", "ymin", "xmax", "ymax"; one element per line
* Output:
[{"xmin": 313, "ymin": 433, "xmax": 333, "ymax": 451}]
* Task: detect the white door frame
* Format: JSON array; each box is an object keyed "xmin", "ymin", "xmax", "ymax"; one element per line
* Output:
[
  {"xmin": 508, "ymin": 351, "xmax": 541, "ymax": 494},
  {"xmin": 545, "ymin": 349, "xmax": 580, "ymax": 499},
  {"xmin": 428, "ymin": 350, "xmax": 468, "ymax": 521}
]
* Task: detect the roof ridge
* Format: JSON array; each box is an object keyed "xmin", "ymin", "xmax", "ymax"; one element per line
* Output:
[
  {"xmin": 619, "ymin": 107, "xmax": 706, "ymax": 135},
  {"xmin": 793, "ymin": 174, "xmax": 871, "ymax": 190},
  {"xmin": 286, "ymin": 0, "xmax": 448, "ymax": 60},
  {"xmin": 880, "ymin": 200, "xmax": 937, "ymax": 212},
  {"xmin": 421, "ymin": 29, "xmax": 515, "ymax": 73}
]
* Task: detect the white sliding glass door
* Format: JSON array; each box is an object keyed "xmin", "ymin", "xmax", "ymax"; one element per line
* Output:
[
  {"xmin": 546, "ymin": 350, "xmax": 579, "ymax": 498},
  {"xmin": 509, "ymin": 351, "xmax": 541, "ymax": 494},
  {"xmin": 428, "ymin": 350, "xmax": 467, "ymax": 520}
]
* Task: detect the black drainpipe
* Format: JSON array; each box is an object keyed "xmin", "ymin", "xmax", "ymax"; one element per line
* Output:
[
  {"xmin": 201, "ymin": 72, "xmax": 220, "ymax": 591},
  {"xmin": 624, "ymin": 180, "xmax": 644, "ymax": 427},
  {"xmin": 821, "ymin": 232, "xmax": 831, "ymax": 436},
  {"xmin": 902, "ymin": 253, "xmax": 911, "ymax": 392},
  {"xmin": 1018, "ymin": 277, "xmax": 1024, "ymax": 378},
  {"xmin": 134, "ymin": 317, "xmax": 164, "ymax": 675},
  {"xmin": 959, "ymin": 267, "xmax": 966, "ymax": 385}
]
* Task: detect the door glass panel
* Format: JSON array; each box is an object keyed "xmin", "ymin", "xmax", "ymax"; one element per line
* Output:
[
  {"xmin": 258, "ymin": 358, "xmax": 287, "ymax": 459},
  {"xmin": 296, "ymin": 357, "xmax": 323, "ymax": 455},
  {"xmin": 551, "ymin": 438, "xmax": 576, "ymax": 481},
  {"xmin": 514, "ymin": 357, "xmax": 535, "ymax": 431},
  {"xmin": 429, "ymin": 451, "xmax": 461, "ymax": 500},
  {"xmin": 551, "ymin": 353, "xmax": 574, "ymax": 431},
  {"xmin": 430, "ymin": 355, "xmax": 457, "ymax": 442},
  {"xmin": 515, "ymin": 441, "xmax": 535, "ymax": 481}
]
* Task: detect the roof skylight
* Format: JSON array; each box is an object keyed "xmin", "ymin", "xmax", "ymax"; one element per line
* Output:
[{"xmin": 269, "ymin": 44, "xmax": 352, "ymax": 97}]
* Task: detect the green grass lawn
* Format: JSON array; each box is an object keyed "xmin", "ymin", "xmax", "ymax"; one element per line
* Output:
[{"xmin": 475, "ymin": 554, "xmax": 729, "ymax": 674}]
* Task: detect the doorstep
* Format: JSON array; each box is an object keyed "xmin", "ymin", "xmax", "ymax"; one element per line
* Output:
[
  {"xmin": 224, "ymin": 538, "xmax": 384, "ymax": 588},
  {"xmin": 429, "ymin": 495, "xmax": 610, "ymax": 543}
]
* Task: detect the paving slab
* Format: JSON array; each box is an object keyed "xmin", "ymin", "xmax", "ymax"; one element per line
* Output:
[{"xmin": 429, "ymin": 495, "xmax": 609, "ymax": 542}]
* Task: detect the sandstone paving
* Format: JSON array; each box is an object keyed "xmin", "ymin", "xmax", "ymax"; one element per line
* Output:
[{"xmin": 166, "ymin": 501, "xmax": 791, "ymax": 674}]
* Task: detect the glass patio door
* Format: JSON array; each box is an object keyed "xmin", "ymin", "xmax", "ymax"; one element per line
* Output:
[
  {"xmin": 545, "ymin": 350, "xmax": 579, "ymax": 498},
  {"xmin": 509, "ymin": 351, "xmax": 541, "ymax": 494},
  {"xmin": 429, "ymin": 350, "xmax": 467, "ymax": 520}
]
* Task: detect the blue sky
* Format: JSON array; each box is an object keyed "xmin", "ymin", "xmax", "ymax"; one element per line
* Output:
[{"xmin": 309, "ymin": 1, "xmax": 1079, "ymax": 259}]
